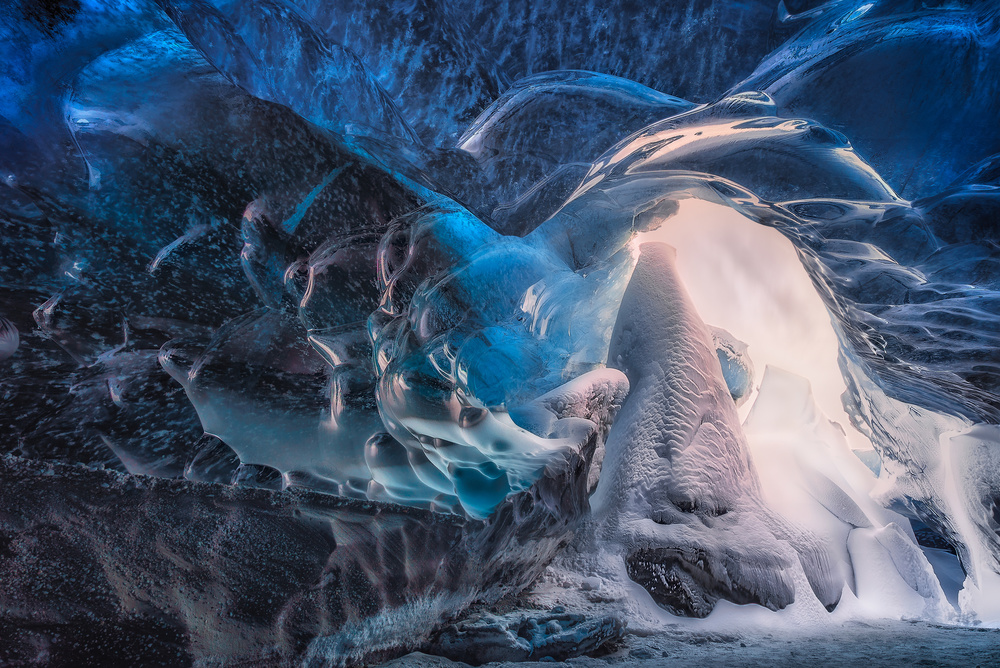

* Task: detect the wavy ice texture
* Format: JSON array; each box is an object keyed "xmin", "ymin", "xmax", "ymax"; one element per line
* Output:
[
  {"xmin": 565, "ymin": 88, "xmax": 1000, "ymax": 619},
  {"xmin": 365, "ymin": 193, "xmax": 652, "ymax": 516},
  {"xmin": 3, "ymin": 0, "xmax": 1000, "ymax": 659},
  {"xmin": 588, "ymin": 242, "xmax": 843, "ymax": 617},
  {"xmin": 456, "ymin": 70, "xmax": 695, "ymax": 233},
  {"xmin": 551, "ymin": 238, "xmax": 951, "ymax": 626},
  {"xmin": 736, "ymin": 0, "xmax": 1000, "ymax": 199}
]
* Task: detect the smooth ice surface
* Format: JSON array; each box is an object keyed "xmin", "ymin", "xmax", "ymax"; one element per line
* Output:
[{"xmin": 744, "ymin": 365, "xmax": 951, "ymax": 621}]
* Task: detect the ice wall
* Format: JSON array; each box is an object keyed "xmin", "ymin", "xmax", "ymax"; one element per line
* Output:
[{"xmin": 2, "ymin": 0, "xmax": 1000, "ymax": 655}]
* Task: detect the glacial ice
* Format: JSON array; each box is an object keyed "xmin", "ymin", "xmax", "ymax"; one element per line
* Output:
[
  {"xmin": 709, "ymin": 325, "xmax": 755, "ymax": 406},
  {"xmin": 743, "ymin": 365, "xmax": 951, "ymax": 621},
  {"xmin": 587, "ymin": 241, "xmax": 842, "ymax": 616},
  {"xmin": 2, "ymin": 0, "xmax": 1000, "ymax": 663},
  {"xmin": 737, "ymin": 0, "xmax": 1000, "ymax": 199}
]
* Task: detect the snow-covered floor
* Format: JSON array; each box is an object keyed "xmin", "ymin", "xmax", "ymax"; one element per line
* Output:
[{"xmin": 381, "ymin": 618, "xmax": 1000, "ymax": 668}]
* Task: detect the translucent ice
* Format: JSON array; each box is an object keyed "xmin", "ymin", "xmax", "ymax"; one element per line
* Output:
[
  {"xmin": 737, "ymin": 0, "xmax": 1000, "ymax": 199},
  {"xmin": 458, "ymin": 70, "xmax": 694, "ymax": 232},
  {"xmin": 744, "ymin": 365, "xmax": 951, "ymax": 621},
  {"xmin": 3, "ymin": 0, "xmax": 1000, "ymax": 660},
  {"xmin": 367, "ymin": 196, "xmax": 643, "ymax": 516},
  {"xmin": 709, "ymin": 325, "xmax": 754, "ymax": 406}
]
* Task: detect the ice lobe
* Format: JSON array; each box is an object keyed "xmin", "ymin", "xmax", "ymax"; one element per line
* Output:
[
  {"xmin": 839, "ymin": 352, "xmax": 1000, "ymax": 622},
  {"xmin": 159, "ymin": 308, "xmax": 375, "ymax": 487},
  {"xmin": 583, "ymin": 90, "xmax": 897, "ymax": 205},
  {"xmin": 588, "ymin": 242, "xmax": 841, "ymax": 617},
  {"xmin": 744, "ymin": 365, "xmax": 951, "ymax": 620},
  {"xmin": 367, "ymin": 195, "xmax": 640, "ymax": 517}
]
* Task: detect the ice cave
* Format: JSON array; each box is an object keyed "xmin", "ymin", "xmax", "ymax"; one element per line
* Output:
[{"xmin": 2, "ymin": 0, "xmax": 1000, "ymax": 665}]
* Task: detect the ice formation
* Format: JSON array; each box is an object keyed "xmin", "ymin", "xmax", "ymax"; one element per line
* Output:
[
  {"xmin": 2, "ymin": 0, "xmax": 1000, "ymax": 664},
  {"xmin": 588, "ymin": 242, "xmax": 842, "ymax": 616}
]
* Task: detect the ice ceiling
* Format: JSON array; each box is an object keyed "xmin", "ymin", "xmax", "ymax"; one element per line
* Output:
[{"xmin": 2, "ymin": 0, "xmax": 1000, "ymax": 663}]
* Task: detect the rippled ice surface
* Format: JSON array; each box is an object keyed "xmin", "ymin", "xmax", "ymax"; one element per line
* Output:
[{"xmin": 2, "ymin": 0, "xmax": 1000, "ymax": 663}]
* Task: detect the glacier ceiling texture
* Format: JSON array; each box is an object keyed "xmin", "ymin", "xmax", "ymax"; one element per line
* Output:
[{"xmin": 2, "ymin": 0, "xmax": 1000, "ymax": 665}]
